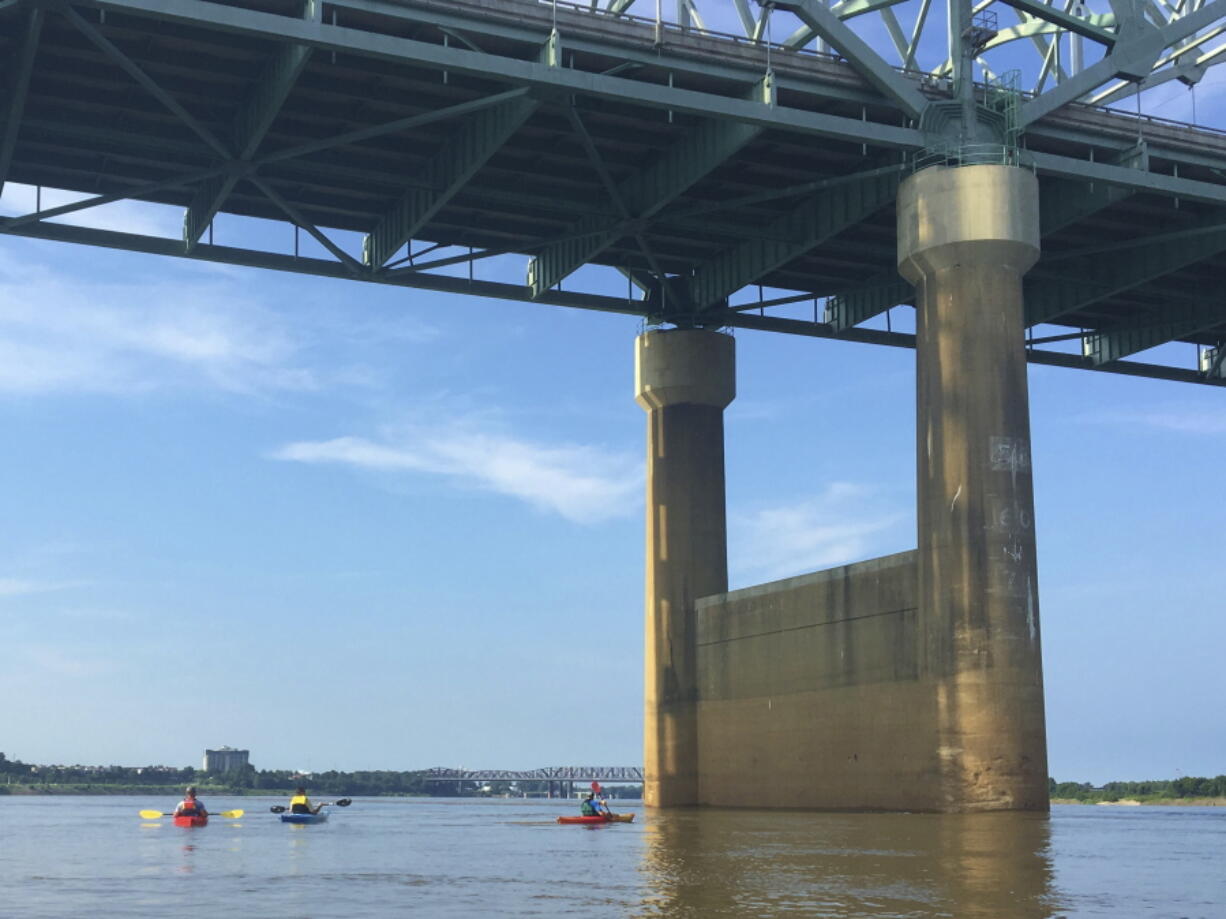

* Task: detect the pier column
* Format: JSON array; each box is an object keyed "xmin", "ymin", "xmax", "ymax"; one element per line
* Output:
[
  {"xmin": 635, "ymin": 328, "xmax": 735, "ymax": 807},
  {"xmin": 897, "ymin": 164, "xmax": 1050, "ymax": 811}
]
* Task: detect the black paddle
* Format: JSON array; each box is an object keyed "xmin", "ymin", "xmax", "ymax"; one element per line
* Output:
[{"xmin": 270, "ymin": 798, "xmax": 352, "ymax": 814}]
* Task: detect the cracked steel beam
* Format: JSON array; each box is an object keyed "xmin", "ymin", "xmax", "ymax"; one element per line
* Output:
[
  {"xmin": 1083, "ymin": 299, "xmax": 1226, "ymax": 364},
  {"xmin": 768, "ymin": 0, "xmax": 927, "ymax": 120},
  {"xmin": 527, "ymin": 74, "xmax": 771, "ymax": 298},
  {"xmin": 184, "ymin": 0, "xmax": 320, "ymax": 250},
  {"xmin": 0, "ymin": 5, "xmax": 42, "ymax": 198},
  {"xmin": 686, "ymin": 166, "xmax": 902, "ymax": 312},
  {"xmin": 1026, "ymin": 216, "xmax": 1226, "ymax": 325}
]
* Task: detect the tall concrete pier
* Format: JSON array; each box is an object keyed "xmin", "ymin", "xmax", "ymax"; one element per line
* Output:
[
  {"xmin": 635, "ymin": 329, "xmax": 736, "ymax": 807},
  {"xmin": 897, "ymin": 164, "xmax": 1050, "ymax": 810}
]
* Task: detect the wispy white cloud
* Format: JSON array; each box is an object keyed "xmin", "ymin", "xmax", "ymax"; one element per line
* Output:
[
  {"xmin": 0, "ymin": 249, "xmax": 317, "ymax": 395},
  {"xmin": 270, "ymin": 423, "xmax": 642, "ymax": 524},
  {"xmin": 730, "ymin": 482, "xmax": 907, "ymax": 584}
]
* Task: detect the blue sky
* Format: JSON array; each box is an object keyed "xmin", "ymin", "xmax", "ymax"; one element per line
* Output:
[{"xmin": 2, "ymin": 5, "xmax": 1224, "ymax": 785}]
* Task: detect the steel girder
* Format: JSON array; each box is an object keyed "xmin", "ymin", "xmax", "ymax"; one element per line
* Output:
[
  {"xmin": 1202, "ymin": 345, "xmax": 1226, "ymax": 379},
  {"xmin": 1017, "ymin": 0, "xmax": 1226, "ymax": 126},
  {"xmin": 0, "ymin": 4, "xmax": 41, "ymax": 198},
  {"xmin": 56, "ymin": 0, "xmax": 1226, "ymax": 192},
  {"xmin": 1026, "ymin": 217, "xmax": 1226, "ymax": 326},
  {"xmin": 1084, "ymin": 300, "xmax": 1226, "ymax": 364},
  {"xmin": 363, "ymin": 93, "xmax": 538, "ymax": 269},
  {"xmin": 600, "ymin": 0, "xmax": 1226, "ymax": 117},
  {"xmin": 825, "ymin": 277, "xmax": 911, "ymax": 332},
  {"xmin": 184, "ymin": 0, "xmax": 321, "ymax": 250},
  {"xmin": 527, "ymin": 75, "xmax": 770, "ymax": 298},
  {"xmin": 2, "ymin": 0, "xmax": 1226, "ymax": 387},
  {"xmin": 72, "ymin": 0, "xmax": 922, "ymax": 148},
  {"xmin": 687, "ymin": 165, "xmax": 902, "ymax": 312},
  {"xmin": 1038, "ymin": 144, "xmax": 1146, "ymax": 235},
  {"xmin": 768, "ymin": 0, "xmax": 927, "ymax": 119},
  {"xmin": 721, "ymin": 309, "xmax": 1223, "ymax": 386},
  {"xmin": 4, "ymin": 217, "xmax": 1220, "ymax": 387}
]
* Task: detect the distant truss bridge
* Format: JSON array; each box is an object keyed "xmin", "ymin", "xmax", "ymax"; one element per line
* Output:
[{"xmin": 422, "ymin": 766, "xmax": 644, "ymax": 783}]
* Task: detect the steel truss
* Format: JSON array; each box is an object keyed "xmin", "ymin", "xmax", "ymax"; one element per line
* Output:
[
  {"xmin": 422, "ymin": 766, "xmax": 644, "ymax": 782},
  {"xmin": 1, "ymin": 0, "xmax": 1225, "ymax": 384}
]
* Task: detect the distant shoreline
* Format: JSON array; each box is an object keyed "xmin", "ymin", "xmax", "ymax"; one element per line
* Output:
[
  {"xmin": 1050, "ymin": 797, "xmax": 1225, "ymax": 807},
  {"xmin": 0, "ymin": 785, "xmax": 421, "ymax": 797},
  {"xmin": 5, "ymin": 786, "xmax": 1225, "ymax": 807}
]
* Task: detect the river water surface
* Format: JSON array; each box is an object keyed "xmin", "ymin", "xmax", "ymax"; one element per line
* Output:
[{"xmin": 1, "ymin": 796, "xmax": 1221, "ymax": 917}]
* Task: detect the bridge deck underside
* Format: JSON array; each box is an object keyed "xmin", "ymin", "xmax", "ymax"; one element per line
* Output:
[{"xmin": 2, "ymin": 0, "xmax": 1225, "ymax": 384}]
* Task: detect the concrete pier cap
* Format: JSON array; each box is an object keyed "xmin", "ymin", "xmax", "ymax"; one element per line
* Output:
[
  {"xmin": 897, "ymin": 164, "xmax": 1040, "ymax": 281},
  {"xmin": 635, "ymin": 327, "xmax": 735, "ymax": 411}
]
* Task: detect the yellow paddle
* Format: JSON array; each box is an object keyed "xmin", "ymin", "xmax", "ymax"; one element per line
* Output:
[{"xmin": 139, "ymin": 809, "xmax": 244, "ymax": 819}]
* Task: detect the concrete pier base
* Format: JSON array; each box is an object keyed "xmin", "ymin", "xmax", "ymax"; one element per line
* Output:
[
  {"xmin": 636, "ymin": 328, "xmax": 735, "ymax": 808},
  {"xmin": 898, "ymin": 164, "xmax": 1050, "ymax": 811},
  {"xmin": 633, "ymin": 167, "xmax": 1049, "ymax": 813}
]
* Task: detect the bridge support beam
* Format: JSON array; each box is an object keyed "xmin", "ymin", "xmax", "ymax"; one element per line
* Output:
[
  {"xmin": 635, "ymin": 328, "xmax": 735, "ymax": 808},
  {"xmin": 897, "ymin": 165, "xmax": 1050, "ymax": 812}
]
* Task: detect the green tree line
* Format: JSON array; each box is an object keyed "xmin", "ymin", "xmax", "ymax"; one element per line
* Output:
[
  {"xmin": 0, "ymin": 753, "xmax": 438, "ymax": 795},
  {"xmin": 9, "ymin": 753, "xmax": 1218, "ymax": 801},
  {"xmin": 1049, "ymin": 775, "xmax": 1226, "ymax": 801}
]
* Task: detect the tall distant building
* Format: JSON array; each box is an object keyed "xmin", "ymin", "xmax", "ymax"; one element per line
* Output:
[{"xmin": 203, "ymin": 747, "xmax": 250, "ymax": 773}]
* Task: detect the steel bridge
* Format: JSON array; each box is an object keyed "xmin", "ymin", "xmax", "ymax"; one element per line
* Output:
[
  {"xmin": 2, "ymin": 0, "xmax": 1226, "ymax": 383},
  {"xmin": 422, "ymin": 766, "xmax": 644, "ymax": 782}
]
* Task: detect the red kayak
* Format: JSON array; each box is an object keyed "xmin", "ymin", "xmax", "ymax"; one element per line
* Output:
[
  {"xmin": 173, "ymin": 815, "xmax": 208, "ymax": 827},
  {"xmin": 556, "ymin": 813, "xmax": 635, "ymax": 825}
]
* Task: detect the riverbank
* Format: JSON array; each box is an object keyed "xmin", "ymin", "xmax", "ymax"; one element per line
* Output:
[
  {"xmin": 6, "ymin": 786, "xmax": 1224, "ymax": 806},
  {"xmin": 1051, "ymin": 796, "xmax": 1226, "ymax": 806},
  {"xmin": 0, "ymin": 784, "xmax": 428, "ymax": 797}
]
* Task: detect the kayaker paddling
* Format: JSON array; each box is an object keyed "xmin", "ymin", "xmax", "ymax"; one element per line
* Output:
[
  {"xmin": 173, "ymin": 786, "xmax": 208, "ymax": 820},
  {"xmin": 580, "ymin": 792, "xmax": 614, "ymax": 819},
  {"xmin": 289, "ymin": 786, "xmax": 324, "ymax": 815}
]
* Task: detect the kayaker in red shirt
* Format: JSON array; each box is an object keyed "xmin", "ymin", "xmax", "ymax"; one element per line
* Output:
[{"xmin": 173, "ymin": 786, "xmax": 208, "ymax": 818}]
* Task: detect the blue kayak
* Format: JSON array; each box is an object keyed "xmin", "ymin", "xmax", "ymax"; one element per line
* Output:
[{"xmin": 280, "ymin": 810, "xmax": 329, "ymax": 824}]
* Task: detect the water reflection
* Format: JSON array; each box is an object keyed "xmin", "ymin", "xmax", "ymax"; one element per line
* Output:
[
  {"xmin": 635, "ymin": 809, "xmax": 1060, "ymax": 918},
  {"xmin": 178, "ymin": 842, "xmax": 196, "ymax": 875}
]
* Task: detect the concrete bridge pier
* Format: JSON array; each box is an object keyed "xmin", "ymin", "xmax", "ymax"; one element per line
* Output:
[
  {"xmin": 898, "ymin": 164, "xmax": 1050, "ymax": 811},
  {"xmin": 635, "ymin": 328, "xmax": 736, "ymax": 807}
]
